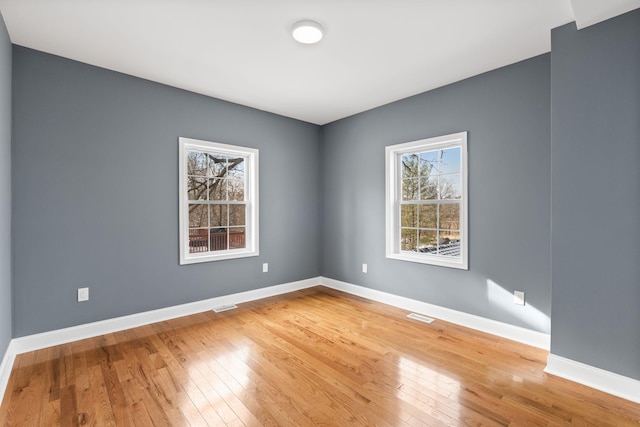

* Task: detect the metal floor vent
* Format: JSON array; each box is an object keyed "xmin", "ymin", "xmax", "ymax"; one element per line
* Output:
[
  {"xmin": 212, "ymin": 304, "xmax": 238, "ymax": 313},
  {"xmin": 407, "ymin": 313, "xmax": 435, "ymax": 324}
]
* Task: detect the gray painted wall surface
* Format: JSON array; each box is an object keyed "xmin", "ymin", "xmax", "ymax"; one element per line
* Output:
[
  {"xmin": 12, "ymin": 46, "xmax": 322, "ymax": 336},
  {"xmin": 321, "ymin": 55, "xmax": 552, "ymax": 333},
  {"xmin": 550, "ymin": 11, "xmax": 640, "ymax": 380},
  {"xmin": 0, "ymin": 14, "xmax": 11, "ymax": 357}
]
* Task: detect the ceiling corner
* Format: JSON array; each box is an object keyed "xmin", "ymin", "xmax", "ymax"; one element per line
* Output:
[{"xmin": 569, "ymin": 0, "xmax": 640, "ymax": 29}]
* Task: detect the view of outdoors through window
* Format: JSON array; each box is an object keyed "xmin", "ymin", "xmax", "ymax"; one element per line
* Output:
[
  {"xmin": 187, "ymin": 150, "xmax": 247, "ymax": 253},
  {"xmin": 400, "ymin": 146, "xmax": 461, "ymax": 257}
]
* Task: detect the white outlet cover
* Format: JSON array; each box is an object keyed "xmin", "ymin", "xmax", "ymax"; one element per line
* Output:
[
  {"xmin": 514, "ymin": 291, "xmax": 525, "ymax": 306},
  {"xmin": 262, "ymin": 263, "xmax": 269, "ymax": 273},
  {"xmin": 77, "ymin": 287, "xmax": 89, "ymax": 302},
  {"xmin": 362, "ymin": 263, "xmax": 368, "ymax": 273}
]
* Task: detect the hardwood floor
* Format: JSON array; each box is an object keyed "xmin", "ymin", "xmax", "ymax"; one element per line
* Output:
[{"xmin": 1, "ymin": 286, "xmax": 639, "ymax": 426}]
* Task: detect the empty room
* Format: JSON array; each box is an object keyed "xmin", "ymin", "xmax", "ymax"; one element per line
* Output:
[{"xmin": 0, "ymin": 0, "xmax": 639, "ymax": 425}]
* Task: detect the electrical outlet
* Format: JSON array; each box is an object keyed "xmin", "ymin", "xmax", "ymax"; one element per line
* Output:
[
  {"xmin": 514, "ymin": 291, "xmax": 525, "ymax": 306},
  {"xmin": 262, "ymin": 263, "xmax": 269, "ymax": 273},
  {"xmin": 77, "ymin": 287, "xmax": 89, "ymax": 302},
  {"xmin": 362, "ymin": 263, "xmax": 368, "ymax": 273}
]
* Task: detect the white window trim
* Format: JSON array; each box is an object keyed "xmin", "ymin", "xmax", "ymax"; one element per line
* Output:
[
  {"xmin": 385, "ymin": 132, "xmax": 468, "ymax": 270},
  {"xmin": 179, "ymin": 137, "xmax": 259, "ymax": 264}
]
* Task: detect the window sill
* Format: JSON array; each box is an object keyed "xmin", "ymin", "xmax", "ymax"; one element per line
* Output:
[
  {"xmin": 386, "ymin": 252, "xmax": 468, "ymax": 270},
  {"xmin": 180, "ymin": 249, "xmax": 259, "ymax": 265}
]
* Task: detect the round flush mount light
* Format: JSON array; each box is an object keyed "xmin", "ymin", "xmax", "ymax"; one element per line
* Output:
[{"xmin": 292, "ymin": 20, "xmax": 324, "ymax": 44}]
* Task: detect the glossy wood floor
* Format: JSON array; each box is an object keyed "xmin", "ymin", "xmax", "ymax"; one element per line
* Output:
[{"xmin": 1, "ymin": 287, "xmax": 639, "ymax": 426}]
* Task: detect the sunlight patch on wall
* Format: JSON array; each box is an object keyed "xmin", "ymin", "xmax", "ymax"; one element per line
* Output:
[{"xmin": 486, "ymin": 279, "xmax": 550, "ymax": 333}]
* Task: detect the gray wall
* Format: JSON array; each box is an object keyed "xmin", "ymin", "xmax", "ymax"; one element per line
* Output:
[
  {"xmin": 550, "ymin": 10, "xmax": 640, "ymax": 380},
  {"xmin": 12, "ymin": 46, "xmax": 322, "ymax": 336},
  {"xmin": 9, "ymin": 9, "xmax": 640, "ymax": 384},
  {"xmin": 321, "ymin": 54, "xmax": 552, "ymax": 333},
  {"xmin": 0, "ymin": 13, "xmax": 11, "ymax": 357}
]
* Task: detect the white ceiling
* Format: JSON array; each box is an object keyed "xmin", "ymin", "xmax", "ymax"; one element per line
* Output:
[
  {"xmin": 0, "ymin": 1, "xmax": 636, "ymax": 125},
  {"xmin": 571, "ymin": 0, "xmax": 640, "ymax": 28}
]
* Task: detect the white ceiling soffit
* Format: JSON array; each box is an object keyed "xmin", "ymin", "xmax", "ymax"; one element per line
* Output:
[
  {"xmin": 0, "ymin": 1, "xmax": 577, "ymax": 125},
  {"xmin": 570, "ymin": 0, "xmax": 640, "ymax": 29}
]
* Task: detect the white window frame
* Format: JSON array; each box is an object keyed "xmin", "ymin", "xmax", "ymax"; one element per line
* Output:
[
  {"xmin": 179, "ymin": 137, "xmax": 259, "ymax": 264},
  {"xmin": 385, "ymin": 132, "xmax": 468, "ymax": 270}
]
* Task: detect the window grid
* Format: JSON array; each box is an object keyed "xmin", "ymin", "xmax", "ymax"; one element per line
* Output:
[
  {"xmin": 399, "ymin": 200, "xmax": 461, "ymax": 256},
  {"xmin": 186, "ymin": 150, "xmax": 248, "ymax": 254}
]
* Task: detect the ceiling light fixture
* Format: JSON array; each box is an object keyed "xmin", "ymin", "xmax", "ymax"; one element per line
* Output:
[{"xmin": 292, "ymin": 20, "xmax": 324, "ymax": 44}]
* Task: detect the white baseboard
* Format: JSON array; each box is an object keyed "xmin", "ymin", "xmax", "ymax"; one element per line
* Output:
[
  {"xmin": 10, "ymin": 277, "xmax": 319, "ymax": 356},
  {"xmin": 322, "ymin": 277, "xmax": 640, "ymax": 402},
  {"xmin": 1, "ymin": 278, "xmax": 319, "ymax": 403},
  {"xmin": 0, "ymin": 340, "xmax": 17, "ymax": 404},
  {"xmin": 2, "ymin": 275, "xmax": 548, "ymax": 402},
  {"xmin": 545, "ymin": 354, "xmax": 640, "ymax": 403},
  {"xmin": 4, "ymin": 275, "xmax": 636, "ymax": 407},
  {"xmin": 319, "ymin": 276, "xmax": 551, "ymax": 350},
  {"xmin": 6, "ymin": 275, "xmax": 549, "ymax": 357}
]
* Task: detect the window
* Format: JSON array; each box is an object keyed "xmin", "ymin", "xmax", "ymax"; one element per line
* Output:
[
  {"xmin": 386, "ymin": 132, "xmax": 468, "ymax": 269},
  {"xmin": 179, "ymin": 137, "xmax": 258, "ymax": 264}
]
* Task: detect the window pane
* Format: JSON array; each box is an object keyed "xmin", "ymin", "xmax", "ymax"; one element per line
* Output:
[
  {"xmin": 439, "ymin": 175, "xmax": 461, "ymax": 199},
  {"xmin": 402, "ymin": 178, "xmax": 419, "ymax": 201},
  {"xmin": 402, "ymin": 154, "xmax": 419, "ymax": 178},
  {"xmin": 420, "ymin": 151, "xmax": 439, "ymax": 176},
  {"xmin": 418, "ymin": 229, "xmax": 437, "ymax": 252},
  {"xmin": 439, "ymin": 204, "xmax": 460, "ymax": 231},
  {"xmin": 420, "ymin": 177, "xmax": 438, "ymax": 200},
  {"xmin": 206, "ymin": 154, "xmax": 226, "ymax": 177},
  {"xmin": 187, "ymin": 176, "xmax": 207, "ymax": 200},
  {"xmin": 188, "ymin": 228, "xmax": 208, "ymax": 253},
  {"xmin": 439, "ymin": 147, "xmax": 461, "ymax": 174},
  {"xmin": 437, "ymin": 231, "xmax": 460, "ymax": 257},
  {"xmin": 188, "ymin": 204, "xmax": 208, "ymax": 227},
  {"xmin": 208, "ymin": 178, "xmax": 226, "ymax": 201},
  {"xmin": 227, "ymin": 157, "xmax": 245, "ymax": 179},
  {"xmin": 401, "ymin": 204, "xmax": 417, "ymax": 228},
  {"xmin": 401, "ymin": 228, "xmax": 417, "ymax": 251},
  {"xmin": 228, "ymin": 178, "xmax": 245, "ymax": 201},
  {"xmin": 418, "ymin": 205, "xmax": 437, "ymax": 228},
  {"xmin": 187, "ymin": 151, "xmax": 207, "ymax": 176},
  {"xmin": 229, "ymin": 228, "xmax": 246, "ymax": 249},
  {"xmin": 209, "ymin": 204, "xmax": 228, "ymax": 227},
  {"xmin": 229, "ymin": 205, "xmax": 245, "ymax": 226},
  {"xmin": 209, "ymin": 228, "xmax": 227, "ymax": 251}
]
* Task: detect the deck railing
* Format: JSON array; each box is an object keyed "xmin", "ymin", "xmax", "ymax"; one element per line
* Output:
[{"xmin": 189, "ymin": 229, "xmax": 245, "ymax": 253}]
